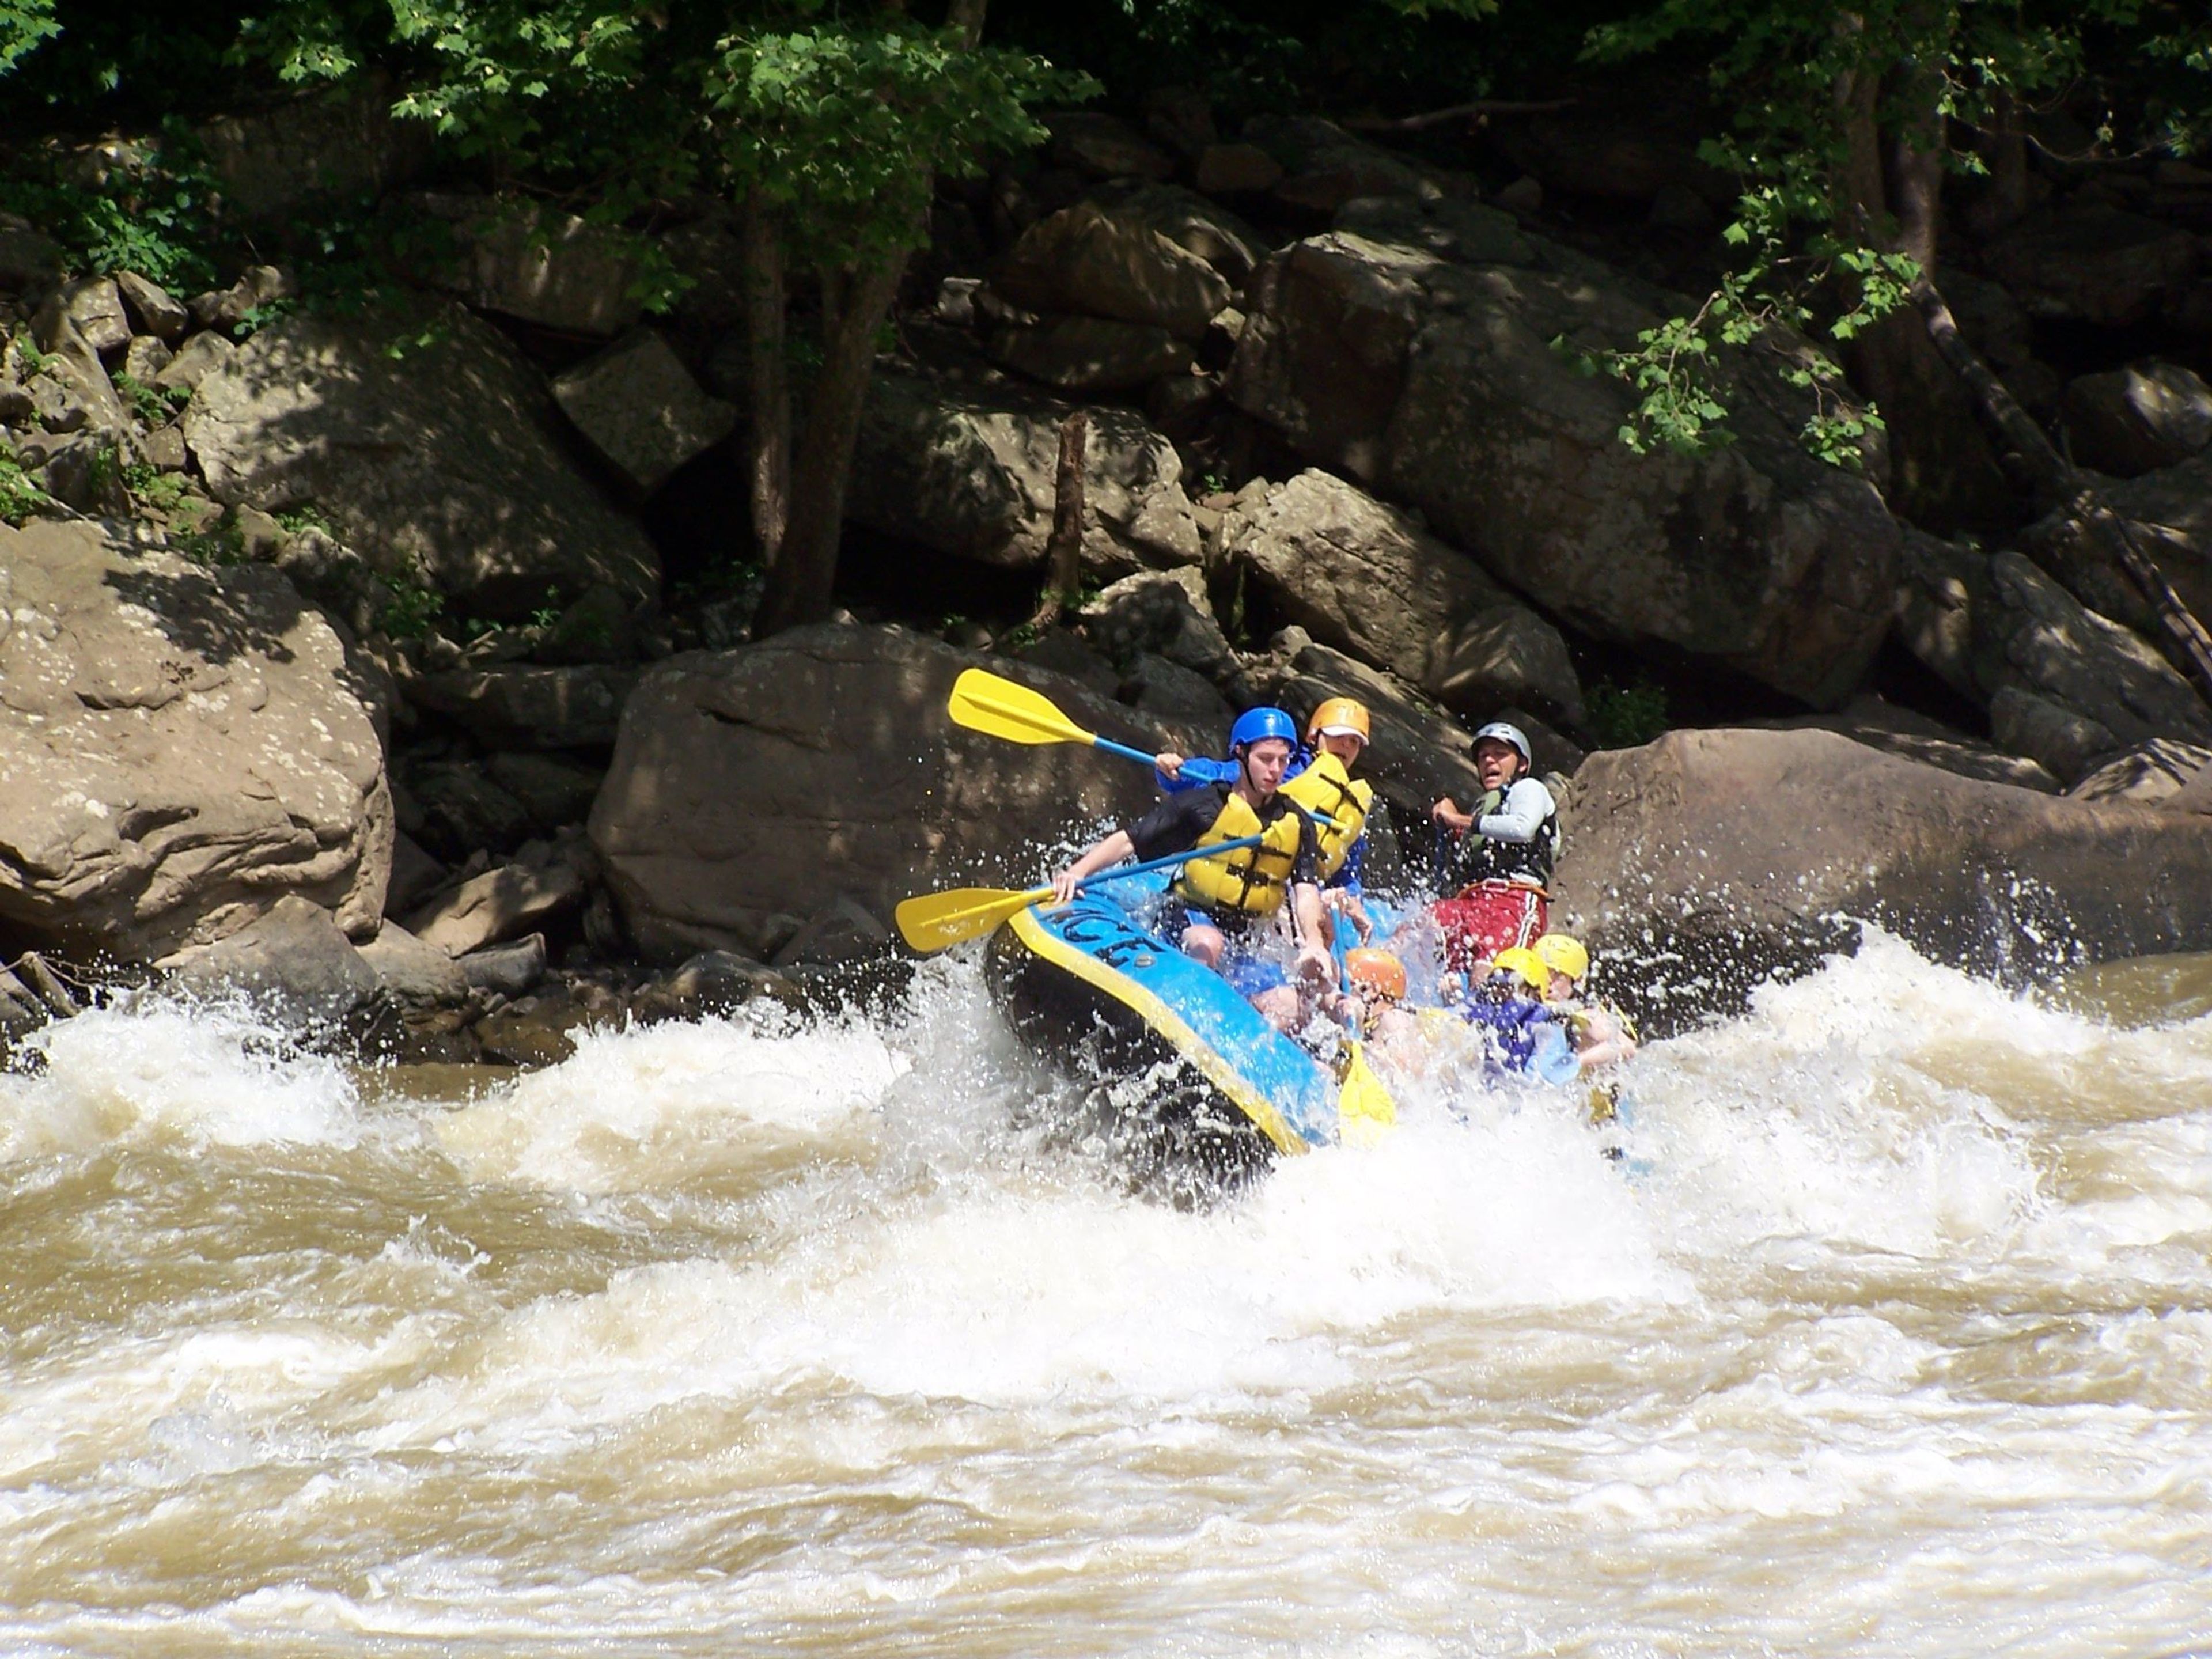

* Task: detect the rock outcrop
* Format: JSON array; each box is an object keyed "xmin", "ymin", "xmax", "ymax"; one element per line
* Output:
[
  {"xmin": 0, "ymin": 521, "xmax": 392, "ymax": 961},
  {"xmin": 1216, "ymin": 469, "xmax": 1582, "ymax": 724},
  {"xmin": 1225, "ymin": 229, "xmax": 1900, "ymax": 706},
  {"xmin": 1555, "ymin": 728, "xmax": 2212, "ymax": 1013},
  {"xmin": 846, "ymin": 369, "xmax": 1202, "ymax": 574},
  {"xmin": 183, "ymin": 300, "xmax": 660, "ymax": 621},
  {"xmin": 589, "ymin": 624, "xmax": 1211, "ymax": 962},
  {"xmin": 550, "ymin": 329, "xmax": 735, "ymax": 498}
]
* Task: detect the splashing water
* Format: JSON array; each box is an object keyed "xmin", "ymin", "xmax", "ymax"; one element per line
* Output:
[{"xmin": 1, "ymin": 935, "xmax": 2209, "ymax": 1657}]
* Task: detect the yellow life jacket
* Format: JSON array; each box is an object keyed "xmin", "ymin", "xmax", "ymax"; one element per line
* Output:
[
  {"xmin": 1278, "ymin": 752, "xmax": 1373, "ymax": 882},
  {"xmin": 1171, "ymin": 790, "xmax": 1307, "ymax": 919}
]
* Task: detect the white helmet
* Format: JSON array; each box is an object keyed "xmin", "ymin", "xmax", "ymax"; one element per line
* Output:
[{"xmin": 1471, "ymin": 720, "xmax": 1532, "ymax": 768}]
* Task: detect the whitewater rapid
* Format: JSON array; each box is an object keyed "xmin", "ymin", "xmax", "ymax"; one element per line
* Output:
[{"xmin": 1, "ymin": 934, "xmax": 2209, "ymax": 1657}]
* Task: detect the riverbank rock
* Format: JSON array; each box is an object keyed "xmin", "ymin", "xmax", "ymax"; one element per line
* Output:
[
  {"xmin": 2061, "ymin": 361, "xmax": 2212, "ymax": 477},
  {"xmin": 589, "ymin": 623, "xmax": 1213, "ymax": 962},
  {"xmin": 416, "ymin": 194, "xmax": 644, "ymax": 336},
  {"xmin": 0, "ymin": 522, "xmax": 391, "ymax": 962},
  {"xmin": 158, "ymin": 895, "xmax": 380, "ymax": 1025},
  {"xmin": 1555, "ymin": 727, "xmax": 2212, "ymax": 1014},
  {"xmin": 1982, "ymin": 204, "xmax": 2200, "ymax": 328},
  {"xmin": 1225, "ymin": 229, "xmax": 1899, "ymax": 706},
  {"xmin": 403, "ymin": 664, "xmax": 639, "ymax": 751},
  {"xmin": 183, "ymin": 299, "xmax": 659, "ymax": 622},
  {"xmin": 550, "ymin": 329, "xmax": 736, "ymax": 497},
  {"xmin": 991, "ymin": 201, "xmax": 1233, "ymax": 339},
  {"xmin": 2026, "ymin": 454, "xmax": 2212, "ymax": 635},
  {"xmin": 846, "ymin": 369, "xmax": 1202, "ymax": 574},
  {"xmin": 1217, "ymin": 469, "xmax": 1581, "ymax": 723}
]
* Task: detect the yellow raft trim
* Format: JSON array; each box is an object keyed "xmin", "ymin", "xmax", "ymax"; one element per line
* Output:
[{"xmin": 1005, "ymin": 904, "xmax": 1309, "ymax": 1158}]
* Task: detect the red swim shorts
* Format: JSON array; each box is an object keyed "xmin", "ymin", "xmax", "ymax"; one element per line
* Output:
[{"xmin": 1430, "ymin": 883, "xmax": 1548, "ymax": 975}]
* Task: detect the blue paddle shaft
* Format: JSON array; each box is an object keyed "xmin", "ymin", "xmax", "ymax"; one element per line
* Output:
[
  {"xmin": 1090, "ymin": 734, "xmax": 1161, "ymax": 767},
  {"xmin": 1075, "ymin": 831, "xmax": 1269, "ymax": 892}
]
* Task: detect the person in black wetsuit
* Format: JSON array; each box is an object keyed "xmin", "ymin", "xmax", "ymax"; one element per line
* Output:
[{"xmin": 1050, "ymin": 707, "xmax": 1333, "ymax": 1028}]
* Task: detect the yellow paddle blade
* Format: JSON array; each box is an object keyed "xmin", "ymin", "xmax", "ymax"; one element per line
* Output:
[
  {"xmin": 948, "ymin": 668, "xmax": 1098, "ymax": 748},
  {"xmin": 1338, "ymin": 1041, "xmax": 1399, "ymax": 1149},
  {"xmin": 894, "ymin": 883, "xmax": 1054, "ymax": 953}
]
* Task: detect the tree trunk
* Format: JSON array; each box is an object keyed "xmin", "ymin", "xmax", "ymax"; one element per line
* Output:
[
  {"xmin": 752, "ymin": 252, "xmax": 907, "ymax": 636},
  {"xmin": 1836, "ymin": 69, "xmax": 2013, "ymax": 531},
  {"xmin": 1911, "ymin": 275, "xmax": 2212, "ymax": 707},
  {"xmin": 740, "ymin": 188, "xmax": 790, "ymax": 568},
  {"xmin": 1025, "ymin": 410, "xmax": 1089, "ymax": 631}
]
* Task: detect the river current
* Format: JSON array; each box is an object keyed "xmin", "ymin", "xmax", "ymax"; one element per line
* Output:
[{"xmin": 2, "ymin": 931, "xmax": 2210, "ymax": 1657}]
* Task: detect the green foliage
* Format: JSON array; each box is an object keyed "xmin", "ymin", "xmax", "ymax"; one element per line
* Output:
[
  {"xmin": 0, "ymin": 1, "xmax": 56, "ymax": 75},
  {"xmin": 173, "ymin": 503, "xmax": 248, "ymax": 566},
  {"xmin": 272, "ymin": 503, "xmax": 331, "ymax": 535},
  {"xmin": 122, "ymin": 461, "xmax": 188, "ymax": 512},
  {"xmin": 111, "ymin": 370, "xmax": 190, "ymax": 428},
  {"xmin": 1584, "ymin": 675, "xmax": 1669, "ymax": 749},
  {"xmin": 374, "ymin": 567, "xmax": 444, "ymax": 638},
  {"xmin": 1578, "ymin": 0, "xmax": 2211, "ymax": 467},
  {"xmin": 0, "ymin": 442, "xmax": 52, "ymax": 525},
  {"xmin": 0, "ymin": 124, "xmax": 221, "ymax": 290},
  {"xmin": 707, "ymin": 19, "xmax": 1092, "ymax": 271}
]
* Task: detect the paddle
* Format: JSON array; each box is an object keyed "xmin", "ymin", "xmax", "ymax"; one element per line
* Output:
[
  {"xmin": 1336, "ymin": 1040, "xmax": 1397, "ymax": 1147},
  {"xmin": 894, "ymin": 832, "xmax": 1271, "ymax": 953},
  {"xmin": 948, "ymin": 668, "xmax": 1159, "ymax": 767}
]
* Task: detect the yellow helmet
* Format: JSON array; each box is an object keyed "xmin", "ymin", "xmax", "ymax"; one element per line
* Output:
[
  {"xmin": 1534, "ymin": 934, "xmax": 1590, "ymax": 983},
  {"xmin": 1306, "ymin": 696, "xmax": 1371, "ymax": 745},
  {"xmin": 1344, "ymin": 948, "xmax": 1406, "ymax": 1000},
  {"xmin": 1490, "ymin": 946, "xmax": 1548, "ymax": 988}
]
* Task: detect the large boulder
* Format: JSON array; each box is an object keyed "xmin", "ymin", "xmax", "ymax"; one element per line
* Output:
[
  {"xmin": 588, "ymin": 624, "xmax": 1215, "ymax": 962},
  {"xmin": 198, "ymin": 77, "xmax": 431, "ymax": 221},
  {"xmin": 183, "ymin": 300, "xmax": 660, "ymax": 621},
  {"xmin": 845, "ymin": 368, "xmax": 1202, "ymax": 574},
  {"xmin": 158, "ymin": 895, "xmax": 381, "ymax": 1027},
  {"xmin": 1555, "ymin": 727, "xmax": 2212, "ymax": 1012},
  {"xmin": 992, "ymin": 201, "xmax": 1233, "ymax": 339},
  {"xmin": 2026, "ymin": 453, "xmax": 2212, "ymax": 635},
  {"xmin": 1217, "ymin": 468, "xmax": 1582, "ymax": 723},
  {"xmin": 1225, "ymin": 229, "xmax": 1899, "ymax": 707},
  {"xmin": 550, "ymin": 329, "xmax": 736, "ymax": 497},
  {"xmin": 1895, "ymin": 535, "xmax": 2212, "ymax": 783},
  {"xmin": 1241, "ymin": 116, "xmax": 1464, "ymax": 218},
  {"xmin": 415, "ymin": 194, "xmax": 645, "ymax": 336},
  {"xmin": 2061, "ymin": 361, "xmax": 2212, "ymax": 478},
  {"xmin": 0, "ymin": 523, "xmax": 391, "ymax": 961}
]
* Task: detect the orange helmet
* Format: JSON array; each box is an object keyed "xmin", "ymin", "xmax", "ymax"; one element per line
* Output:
[
  {"xmin": 1344, "ymin": 948, "xmax": 1406, "ymax": 1001},
  {"xmin": 1306, "ymin": 696, "xmax": 1371, "ymax": 746}
]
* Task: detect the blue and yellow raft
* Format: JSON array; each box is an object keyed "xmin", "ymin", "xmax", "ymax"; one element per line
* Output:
[{"xmin": 984, "ymin": 889, "xmax": 1362, "ymax": 1191}]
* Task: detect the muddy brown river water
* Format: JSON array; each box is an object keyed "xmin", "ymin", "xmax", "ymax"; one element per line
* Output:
[{"xmin": 2, "ymin": 935, "xmax": 2210, "ymax": 1657}]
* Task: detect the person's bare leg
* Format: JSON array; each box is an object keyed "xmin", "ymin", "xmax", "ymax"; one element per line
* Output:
[{"xmin": 1251, "ymin": 985, "xmax": 1301, "ymax": 1031}]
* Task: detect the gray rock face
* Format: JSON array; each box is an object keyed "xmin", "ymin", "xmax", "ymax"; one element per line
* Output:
[
  {"xmin": 2062, "ymin": 362, "xmax": 2212, "ymax": 477},
  {"xmin": 114, "ymin": 271, "xmax": 189, "ymax": 343},
  {"xmin": 198, "ymin": 77, "xmax": 430, "ymax": 220},
  {"xmin": 63, "ymin": 277, "xmax": 131, "ymax": 355},
  {"xmin": 183, "ymin": 301, "xmax": 658, "ymax": 621},
  {"xmin": 1090, "ymin": 184, "xmax": 1266, "ymax": 290},
  {"xmin": 551, "ymin": 329, "xmax": 736, "ymax": 497},
  {"xmin": 407, "ymin": 843, "xmax": 590, "ymax": 956},
  {"xmin": 0, "ymin": 523, "xmax": 391, "ymax": 962},
  {"xmin": 1895, "ymin": 533, "xmax": 2210, "ymax": 784},
  {"xmin": 2027, "ymin": 454, "xmax": 2212, "ymax": 637},
  {"xmin": 1226, "ymin": 230, "xmax": 1899, "ymax": 707},
  {"xmin": 416, "ymin": 194, "xmax": 643, "ymax": 336},
  {"xmin": 406, "ymin": 664, "xmax": 639, "ymax": 751},
  {"xmin": 2066, "ymin": 739, "xmax": 2212, "ymax": 806},
  {"xmin": 846, "ymin": 369, "xmax": 1201, "ymax": 574},
  {"xmin": 986, "ymin": 315, "xmax": 1195, "ymax": 393},
  {"xmin": 1218, "ymin": 469, "xmax": 1581, "ymax": 722},
  {"xmin": 1983, "ymin": 204, "xmax": 2200, "ymax": 327},
  {"xmin": 993, "ymin": 202, "xmax": 1233, "ymax": 340},
  {"xmin": 153, "ymin": 331, "xmax": 236, "ymax": 394},
  {"xmin": 158, "ymin": 895, "xmax": 380, "ymax": 1026},
  {"xmin": 1757, "ymin": 695, "xmax": 2061, "ymax": 792},
  {"xmin": 1241, "ymin": 116, "xmax": 1460, "ymax": 218},
  {"xmin": 1555, "ymin": 727, "xmax": 2212, "ymax": 1002},
  {"xmin": 356, "ymin": 919, "xmax": 470, "ymax": 1008},
  {"xmin": 589, "ymin": 625, "xmax": 1214, "ymax": 962},
  {"xmin": 1078, "ymin": 567, "xmax": 1238, "ymax": 685}
]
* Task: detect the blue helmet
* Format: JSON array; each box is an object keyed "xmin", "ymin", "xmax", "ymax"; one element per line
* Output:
[{"xmin": 1229, "ymin": 706, "xmax": 1298, "ymax": 751}]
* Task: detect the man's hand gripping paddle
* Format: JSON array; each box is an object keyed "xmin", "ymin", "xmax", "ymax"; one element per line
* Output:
[{"xmin": 893, "ymin": 833, "xmax": 1271, "ymax": 953}]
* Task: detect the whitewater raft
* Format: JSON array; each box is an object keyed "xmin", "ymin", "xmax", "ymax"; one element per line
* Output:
[{"xmin": 984, "ymin": 890, "xmax": 1356, "ymax": 1192}]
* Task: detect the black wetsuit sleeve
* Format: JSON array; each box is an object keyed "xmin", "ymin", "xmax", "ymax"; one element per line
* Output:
[
  {"xmin": 1128, "ymin": 787, "xmax": 1225, "ymax": 863},
  {"xmin": 1288, "ymin": 807, "xmax": 1320, "ymax": 887}
]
